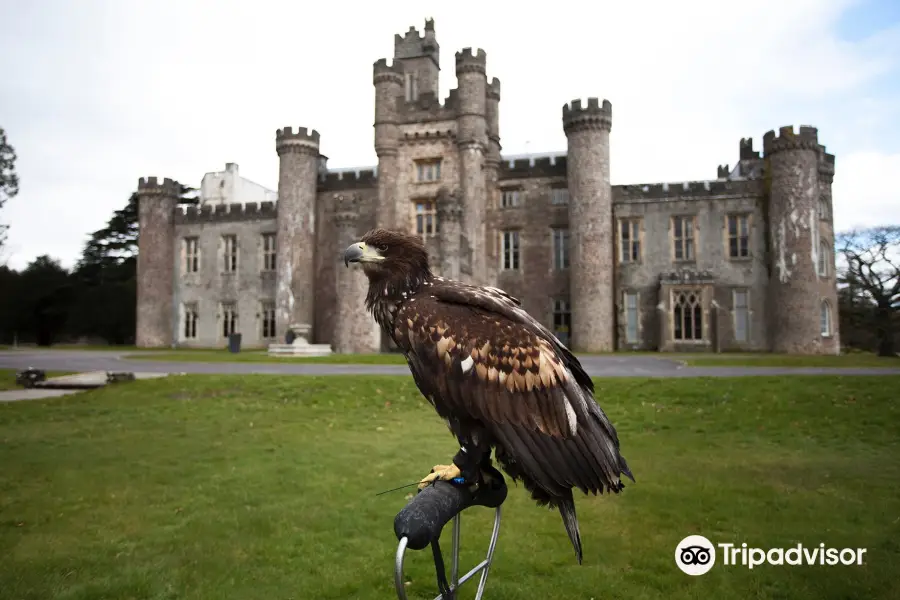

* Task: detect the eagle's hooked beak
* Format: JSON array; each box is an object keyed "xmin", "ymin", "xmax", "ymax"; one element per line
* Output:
[{"xmin": 343, "ymin": 242, "xmax": 384, "ymax": 267}]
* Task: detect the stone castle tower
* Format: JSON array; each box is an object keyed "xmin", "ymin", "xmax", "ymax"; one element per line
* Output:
[
  {"xmin": 563, "ymin": 98, "xmax": 614, "ymax": 352},
  {"xmin": 134, "ymin": 19, "xmax": 839, "ymax": 355},
  {"xmin": 763, "ymin": 126, "xmax": 840, "ymax": 354}
]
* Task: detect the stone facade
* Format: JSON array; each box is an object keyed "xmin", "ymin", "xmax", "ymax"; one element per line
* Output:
[{"xmin": 135, "ymin": 19, "xmax": 840, "ymax": 354}]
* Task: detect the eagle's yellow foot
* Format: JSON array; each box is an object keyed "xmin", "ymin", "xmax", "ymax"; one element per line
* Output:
[{"xmin": 417, "ymin": 463, "xmax": 462, "ymax": 490}]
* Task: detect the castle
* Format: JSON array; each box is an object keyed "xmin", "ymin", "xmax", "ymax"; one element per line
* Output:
[{"xmin": 134, "ymin": 19, "xmax": 840, "ymax": 355}]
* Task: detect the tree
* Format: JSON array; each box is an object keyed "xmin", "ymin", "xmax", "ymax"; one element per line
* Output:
[
  {"xmin": 0, "ymin": 126, "xmax": 19, "ymax": 250},
  {"xmin": 16, "ymin": 255, "xmax": 75, "ymax": 346},
  {"xmin": 836, "ymin": 226, "xmax": 900, "ymax": 357}
]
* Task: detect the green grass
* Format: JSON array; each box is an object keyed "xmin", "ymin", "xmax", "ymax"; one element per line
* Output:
[
  {"xmin": 0, "ymin": 369, "xmax": 76, "ymax": 391},
  {"xmin": 1, "ymin": 375, "xmax": 899, "ymax": 599},
  {"xmin": 123, "ymin": 350, "xmax": 409, "ymax": 364},
  {"xmin": 682, "ymin": 353, "xmax": 900, "ymax": 368}
]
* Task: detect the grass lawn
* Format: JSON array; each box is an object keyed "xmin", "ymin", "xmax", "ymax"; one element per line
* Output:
[
  {"xmin": 1, "ymin": 374, "xmax": 898, "ymax": 599},
  {"xmin": 0, "ymin": 369, "xmax": 76, "ymax": 391},
  {"xmin": 681, "ymin": 353, "xmax": 900, "ymax": 368},
  {"xmin": 123, "ymin": 350, "xmax": 409, "ymax": 365}
]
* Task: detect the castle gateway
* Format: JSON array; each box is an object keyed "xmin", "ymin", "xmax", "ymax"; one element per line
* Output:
[{"xmin": 135, "ymin": 20, "xmax": 840, "ymax": 355}]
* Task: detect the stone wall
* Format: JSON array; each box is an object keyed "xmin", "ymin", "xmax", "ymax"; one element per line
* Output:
[{"xmin": 172, "ymin": 213, "xmax": 278, "ymax": 348}]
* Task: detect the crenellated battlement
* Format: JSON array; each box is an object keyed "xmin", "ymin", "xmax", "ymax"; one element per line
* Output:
[
  {"xmin": 487, "ymin": 77, "xmax": 501, "ymax": 100},
  {"xmin": 318, "ymin": 169, "xmax": 377, "ymax": 191},
  {"xmin": 498, "ymin": 154, "xmax": 567, "ymax": 180},
  {"xmin": 717, "ymin": 164, "xmax": 730, "ymax": 178},
  {"xmin": 562, "ymin": 97, "xmax": 612, "ymax": 134},
  {"xmin": 739, "ymin": 137, "xmax": 760, "ymax": 160},
  {"xmin": 138, "ymin": 176, "xmax": 181, "ymax": 196},
  {"xmin": 614, "ymin": 178, "xmax": 762, "ymax": 202},
  {"xmin": 174, "ymin": 201, "xmax": 277, "ymax": 224},
  {"xmin": 394, "ymin": 20, "xmax": 439, "ymax": 63},
  {"xmin": 762, "ymin": 125, "xmax": 820, "ymax": 155},
  {"xmin": 373, "ymin": 58, "xmax": 404, "ymax": 84},
  {"xmin": 455, "ymin": 47, "xmax": 487, "ymax": 74},
  {"xmin": 275, "ymin": 126, "xmax": 320, "ymax": 156}
]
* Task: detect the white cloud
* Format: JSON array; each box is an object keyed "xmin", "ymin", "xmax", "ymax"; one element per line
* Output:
[{"xmin": 0, "ymin": 0, "xmax": 898, "ymax": 270}]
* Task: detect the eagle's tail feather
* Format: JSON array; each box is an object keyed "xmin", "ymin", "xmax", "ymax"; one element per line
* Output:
[{"xmin": 557, "ymin": 492, "xmax": 583, "ymax": 565}]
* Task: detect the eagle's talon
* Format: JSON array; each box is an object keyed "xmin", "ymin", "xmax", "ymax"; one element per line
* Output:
[{"xmin": 417, "ymin": 463, "xmax": 462, "ymax": 490}]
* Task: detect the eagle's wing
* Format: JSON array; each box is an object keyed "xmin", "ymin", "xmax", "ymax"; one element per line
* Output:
[{"xmin": 394, "ymin": 280, "xmax": 629, "ymax": 497}]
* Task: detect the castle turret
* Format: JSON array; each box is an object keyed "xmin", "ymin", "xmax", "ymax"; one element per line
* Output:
[
  {"xmin": 436, "ymin": 187, "xmax": 463, "ymax": 280},
  {"xmin": 274, "ymin": 126, "xmax": 319, "ymax": 343},
  {"xmin": 455, "ymin": 47, "xmax": 489, "ymax": 284},
  {"xmin": 563, "ymin": 98, "xmax": 614, "ymax": 352},
  {"xmin": 135, "ymin": 176, "xmax": 180, "ymax": 348},
  {"xmin": 764, "ymin": 125, "xmax": 840, "ymax": 354},
  {"xmin": 332, "ymin": 193, "xmax": 380, "ymax": 354},
  {"xmin": 393, "ymin": 19, "xmax": 440, "ymax": 101},
  {"xmin": 373, "ymin": 59, "xmax": 404, "ymax": 227}
]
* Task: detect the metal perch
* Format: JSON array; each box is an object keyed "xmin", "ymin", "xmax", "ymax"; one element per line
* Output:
[{"xmin": 392, "ymin": 467, "xmax": 508, "ymax": 600}]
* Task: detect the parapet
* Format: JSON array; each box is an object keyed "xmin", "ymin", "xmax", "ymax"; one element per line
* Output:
[
  {"xmin": 614, "ymin": 178, "xmax": 762, "ymax": 203},
  {"xmin": 373, "ymin": 58, "xmax": 404, "ymax": 85},
  {"xmin": 276, "ymin": 126, "xmax": 320, "ymax": 156},
  {"xmin": 174, "ymin": 201, "xmax": 277, "ymax": 224},
  {"xmin": 739, "ymin": 137, "xmax": 759, "ymax": 160},
  {"xmin": 318, "ymin": 169, "xmax": 377, "ymax": 192},
  {"xmin": 394, "ymin": 21, "xmax": 439, "ymax": 63},
  {"xmin": 455, "ymin": 47, "xmax": 487, "ymax": 75},
  {"xmin": 562, "ymin": 98, "xmax": 612, "ymax": 135},
  {"xmin": 762, "ymin": 125, "xmax": 820, "ymax": 156},
  {"xmin": 717, "ymin": 164, "xmax": 730, "ymax": 178},
  {"xmin": 819, "ymin": 151, "xmax": 836, "ymax": 178},
  {"xmin": 487, "ymin": 77, "xmax": 501, "ymax": 101},
  {"xmin": 499, "ymin": 154, "xmax": 567, "ymax": 180},
  {"xmin": 137, "ymin": 176, "xmax": 181, "ymax": 197}
]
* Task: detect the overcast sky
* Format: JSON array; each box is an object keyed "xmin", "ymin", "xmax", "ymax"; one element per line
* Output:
[{"xmin": 1, "ymin": 0, "xmax": 898, "ymax": 271}]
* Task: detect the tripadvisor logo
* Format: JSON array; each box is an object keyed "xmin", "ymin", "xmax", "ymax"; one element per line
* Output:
[{"xmin": 675, "ymin": 535, "xmax": 868, "ymax": 576}]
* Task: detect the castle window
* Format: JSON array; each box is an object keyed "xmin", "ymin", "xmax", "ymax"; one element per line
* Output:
[
  {"xmin": 552, "ymin": 298, "xmax": 571, "ymax": 346},
  {"xmin": 182, "ymin": 303, "xmax": 198, "ymax": 340},
  {"xmin": 818, "ymin": 241, "xmax": 829, "ymax": 277},
  {"xmin": 501, "ymin": 230, "xmax": 520, "ymax": 270},
  {"xmin": 405, "ymin": 72, "xmax": 418, "ymax": 102},
  {"xmin": 733, "ymin": 289, "xmax": 749, "ymax": 342},
  {"xmin": 183, "ymin": 237, "xmax": 199, "ymax": 273},
  {"xmin": 618, "ymin": 218, "xmax": 641, "ymax": 263},
  {"xmin": 727, "ymin": 214, "xmax": 750, "ymax": 259},
  {"xmin": 672, "ymin": 289, "xmax": 703, "ymax": 341},
  {"xmin": 550, "ymin": 187, "xmax": 569, "ymax": 205},
  {"xmin": 413, "ymin": 199, "xmax": 438, "ymax": 238},
  {"xmin": 672, "ymin": 216, "xmax": 696, "ymax": 261},
  {"xmin": 818, "ymin": 195, "xmax": 829, "ymax": 220},
  {"xmin": 222, "ymin": 235, "xmax": 238, "ymax": 272},
  {"xmin": 221, "ymin": 302, "xmax": 238, "ymax": 338},
  {"xmin": 501, "ymin": 189, "xmax": 521, "ymax": 208},
  {"xmin": 416, "ymin": 159, "xmax": 441, "ymax": 182},
  {"xmin": 820, "ymin": 300, "xmax": 832, "ymax": 337},
  {"xmin": 261, "ymin": 301, "xmax": 276, "ymax": 339},
  {"xmin": 624, "ymin": 291, "xmax": 639, "ymax": 344},
  {"xmin": 262, "ymin": 233, "xmax": 276, "ymax": 271},
  {"xmin": 551, "ymin": 227, "xmax": 569, "ymax": 269}
]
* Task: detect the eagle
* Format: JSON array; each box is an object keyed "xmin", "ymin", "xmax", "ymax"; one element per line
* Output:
[{"xmin": 343, "ymin": 228, "xmax": 633, "ymax": 564}]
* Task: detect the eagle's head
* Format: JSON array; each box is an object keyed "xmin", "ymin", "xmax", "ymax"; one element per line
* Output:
[{"xmin": 342, "ymin": 228, "xmax": 432, "ymax": 284}]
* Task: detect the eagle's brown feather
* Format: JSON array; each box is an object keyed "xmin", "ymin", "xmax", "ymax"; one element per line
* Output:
[
  {"xmin": 390, "ymin": 278, "xmax": 629, "ymax": 500},
  {"xmin": 348, "ymin": 228, "xmax": 633, "ymax": 564}
]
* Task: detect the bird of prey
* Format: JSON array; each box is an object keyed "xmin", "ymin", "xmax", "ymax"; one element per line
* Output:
[{"xmin": 343, "ymin": 228, "xmax": 633, "ymax": 564}]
